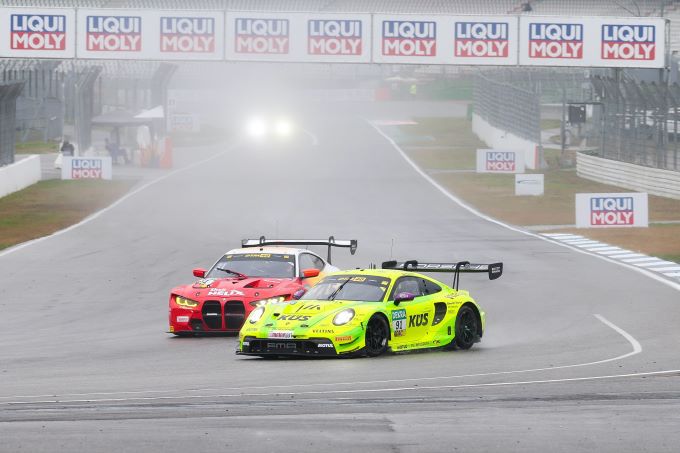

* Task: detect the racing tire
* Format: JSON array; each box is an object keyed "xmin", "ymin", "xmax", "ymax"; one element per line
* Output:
[
  {"xmin": 454, "ymin": 306, "xmax": 478, "ymax": 350},
  {"xmin": 364, "ymin": 315, "xmax": 389, "ymax": 357}
]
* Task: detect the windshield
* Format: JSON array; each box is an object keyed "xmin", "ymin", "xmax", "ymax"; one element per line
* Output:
[
  {"xmin": 301, "ymin": 275, "xmax": 391, "ymax": 302},
  {"xmin": 207, "ymin": 253, "xmax": 296, "ymax": 278}
]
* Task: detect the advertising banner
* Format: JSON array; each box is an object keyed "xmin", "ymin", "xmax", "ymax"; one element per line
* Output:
[
  {"xmin": 575, "ymin": 192, "xmax": 648, "ymax": 228},
  {"xmin": 225, "ymin": 12, "xmax": 371, "ymax": 63},
  {"xmin": 0, "ymin": 8, "xmax": 76, "ymax": 58},
  {"xmin": 519, "ymin": 16, "xmax": 666, "ymax": 68},
  {"xmin": 77, "ymin": 9, "xmax": 224, "ymax": 60},
  {"xmin": 170, "ymin": 113, "xmax": 200, "ymax": 132},
  {"xmin": 61, "ymin": 157, "xmax": 112, "ymax": 180},
  {"xmin": 515, "ymin": 173, "xmax": 544, "ymax": 196},
  {"xmin": 476, "ymin": 149, "xmax": 526, "ymax": 173}
]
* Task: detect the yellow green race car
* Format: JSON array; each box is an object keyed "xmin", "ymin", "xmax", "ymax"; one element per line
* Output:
[{"xmin": 237, "ymin": 260, "xmax": 503, "ymax": 357}]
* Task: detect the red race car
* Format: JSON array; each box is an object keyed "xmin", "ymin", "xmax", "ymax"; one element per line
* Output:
[{"xmin": 168, "ymin": 236, "xmax": 357, "ymax": 336}]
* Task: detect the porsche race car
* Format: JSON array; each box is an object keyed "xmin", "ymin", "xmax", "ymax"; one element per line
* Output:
[
  {"xmin": 237, "ymin": 259, "xmax": 502, "ymax": 357},
  {"xmin": 168, "ymin": 236, "xmax": 357, "ymax": 335}
]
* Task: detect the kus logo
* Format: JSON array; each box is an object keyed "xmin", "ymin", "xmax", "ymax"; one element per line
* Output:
[
  {"xmin": 382, "ymin": 21, "xmax": 436, "ymax": 57},
  {"xmin": 590, "ymin": 197, "xmax": 634, "ymax": 226},
  {"xmin": 486, "ymin": 151, "xmax": 516, "ymax": 172},
  {"xmin": 602, "ymin": 25, "xmax": 655, "ymax": 61},
  {"xmin": 408, "ymin": 313, "xmax": 429, "ymax": 327},
  {"xmin": 529, "ymin": 23, "xmax": 583, "ymax": 59},
  {"xmin": 71, "ymin": 159, "xmax": 104, "ymax": 179},
  {"xmin": 86, "ymin": 16, "xmax": 141, "ymax": 52},
  {"xmin": 235, "ymin": 18, "xmax": 289, "ymax": 54},
  {"xmin": 455, "ymin": 22, "xmax": 508, "ymax": 58},
  {"xmin": 10, "ymin": 14, "xmax": 66, "ymax": 50},
  {"xmin": 308, "ymin": 19, "xmax": 362, "ymax": 55},
  {"xmin": 161, "ymin": 17, "xmax": 215, "ymax": 53}
]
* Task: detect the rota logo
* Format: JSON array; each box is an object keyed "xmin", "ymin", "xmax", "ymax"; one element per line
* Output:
[
  {"xmin": 10, "ymin": 14, "xmax": 66, "ymax": 50},
  {"xmin": 161, "ymin": 17, "xmax": 215, "ymax": 53},
  {"xmin": 590, "ymin": 197, "xmax": 634, "ymax": 226},
  {"xmin": 308, "ymin": 19, "xmax": 362, "ymax": 55},
  {"xmin": 602, "ymin": 25, "xmax": 655, "ymax": 60},
  {"xmin": 382, "ymin": 21, "xmax": 436, "ymax": 57},
  {"xmin": 455, "ymin": 22, "xmax": 508, "ymax": 58},
  {"xmin": 86, "ymin": 16, "xmax": 141, "ymax": 51},
  {"xmin": 529, "ymin": 23, "xmax": 583, "ymax": 59},
  {"xmin": 235, "ymin": 18, "xmax": 289, "ymax": 54},
  {"xmin": 71, "ymin": 159, "xmax": 103, "ymax": 179},
  {"xmin": 486, "ymin": 151, "xmax": 516, "ymax": 172}
]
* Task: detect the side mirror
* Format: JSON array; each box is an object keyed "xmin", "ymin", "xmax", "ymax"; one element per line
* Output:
[
  {"xmin": 293, "ymin": 289, "xmax": 306, "ymax": 300},
  {"xmin": 394, "ymin": 292, "xmax": 415, "ymax": 306},
  {"xmin": 193, "ymin": 268, "xmax": 206, "ymax": 278},
  {"xmin": 302, "ymin": 268, "xmax": 320, "ymax": 278}
]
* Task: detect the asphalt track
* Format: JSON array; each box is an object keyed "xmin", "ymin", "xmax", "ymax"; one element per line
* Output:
[{"xmin": 1, "ymin": 103, "xmax": 679, "ymax": 452}]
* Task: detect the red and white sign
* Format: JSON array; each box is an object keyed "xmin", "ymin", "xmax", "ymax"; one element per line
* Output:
[
  {"xmin": 161, "ymin": 16, "xmax": 215, "ymax": 53},
  {"xmin": 575, "ymin": 192, "xmax": 648, "ymax": 228},
  {"xmin": 455, "ymin": 22, "xmax": 509, "ymax": 58},
  {"xmin": 0, "ymin": 8, "xmax": 75, "ymax": 58},
  {"xmin": 61, "ymin": 157, "xmax": 112, "ymax": 180},
  {"xmin": 234, "ymin": 18, "xmax": 289, "ymax": 54},
  {"xmin": 86, "ymin": 15, "xmax": 142, "ymax": 52},
  {"xmin": 308, "ymin": 19, "xmax": 362, "ymax": 55},
  {"xmin": 476, "ymin": 149, "xmax": 525, "ymax": 173},
  {"xmin": 602, "ymin": 24, "xmax": 655, "ymax": 61}
]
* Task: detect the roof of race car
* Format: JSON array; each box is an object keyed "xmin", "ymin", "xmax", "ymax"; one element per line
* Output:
[
  {"xmin": 224, "ymin": 247, "xmax": 323, "ymax": 258},
  {"xmin": 328, "ymin": 268, "xmax": 450, "ymax": 284}
]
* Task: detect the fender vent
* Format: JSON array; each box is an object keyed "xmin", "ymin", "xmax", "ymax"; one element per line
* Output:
[{"xmin": 432, "ymin": 302, "xmax": 447, "ymax": 326}]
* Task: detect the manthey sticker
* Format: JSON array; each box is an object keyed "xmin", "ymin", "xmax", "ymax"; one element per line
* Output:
[{"xmin": 392, "ymin": 309, "xmax": 407, "ymax": 336}]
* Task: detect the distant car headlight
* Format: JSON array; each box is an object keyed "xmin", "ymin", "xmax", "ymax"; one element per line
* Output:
[
  {"xmin": 333, "ymin": 308, "xmax": 355, "ymax": 326},
  {"xmin": 274, "ymin": 118, "xmax": 293, "ymax": 137},
  {"xmin": 175, "ymin": 296, "xmax": 199, "ymax": 308},
  {"xmin": 246, "ymin": 116, "xmax": 267, "ymax": 138},
  {"xmin": 249, "ymin": 307, "xmax": 265, "ymax": 324},
  {"xmin": 249, "ymin": 296, "xmax": 286, "ymax": 307}
]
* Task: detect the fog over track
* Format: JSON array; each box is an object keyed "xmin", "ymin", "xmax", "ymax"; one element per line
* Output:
[{"xmin": 1, "ymin": 104, "xmax": 679, "ymax": 452}]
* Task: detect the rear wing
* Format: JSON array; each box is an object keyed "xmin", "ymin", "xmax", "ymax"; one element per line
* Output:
[
  {"xmin": 241, "ymin": 236, "xmax": 357, "ymax": 264},
  {"xmin": 381, "ymin": 260, "xmax": 503, "ymax": 290}
]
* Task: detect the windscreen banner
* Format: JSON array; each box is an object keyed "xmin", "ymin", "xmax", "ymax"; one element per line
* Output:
[
  {"xmin": 519, "ymin": 16, "xmax": 666, "ymax": 68},
  {"xmin": 76, "ymin": 9, "xmax": 224, "ymax": 60},
  {"xmin": 476, "ymin": 149, "xmax": 526, "ymax": 173},
  {"xmin": 0, "ymin": 8, "xmax": 76, "ymax": 58},
  {"xmin": 61, "ymin": 157, "xmax": 113, "ymax": 180},
  {"xmin": 225, "ymin": 12, "xmax": 371, "ymax": 63},
  {"xmin": 575, "ymin": 192, "xmax": 649, "ymax": 228}
]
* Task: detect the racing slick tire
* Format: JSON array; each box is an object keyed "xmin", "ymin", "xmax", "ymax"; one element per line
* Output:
[
  {"xmin": 364, "ymin": 315, "xmax": 389, "ymax": 357},
  {"xmin": 454, "ymin": 305, "xmax": 478, "ymax": 350}
]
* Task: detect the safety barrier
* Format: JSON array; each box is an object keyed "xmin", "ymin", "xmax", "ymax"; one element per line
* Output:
[
  {"xmin": 0, "ymin": 155, "xmax": 41, "ymax": 199},
  {"xmin": 577, "ymin": 152, "xmax": 680, "ymax": 200}
]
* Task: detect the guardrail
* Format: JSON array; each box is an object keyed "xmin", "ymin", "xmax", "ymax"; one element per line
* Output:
[{"xmin": 577, "ymin": 152, "xmax": 680, "ymax": 200}]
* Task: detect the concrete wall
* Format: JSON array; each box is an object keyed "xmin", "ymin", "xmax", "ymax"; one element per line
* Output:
[
  {"xmin": 471, "ymin": 113, "xmax": 539, "ymax": 170},
  {"xmin": 0, "ymin": 155, "xmax": 41, "ymax": 198},
  {"xmin": 577, "ymin": 152, "xmax": 680, "ymax": 200}
]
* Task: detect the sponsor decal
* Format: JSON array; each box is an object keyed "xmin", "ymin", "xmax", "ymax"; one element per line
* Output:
[
  {"xmin": 590, "ymin": 196, "xmax": 634, "ymax": 226},
  {"xmin": 528, "ymin": 23, "xmax": 582, "ymax": 59},
  {"xmin": 314, "ymin": 329, "xmax": 334, "ymax": 334},
  {"xmin": 486, "ymin": 151, "xmax": 516, "ymax": 172},
  {"xmin": 235, "ymin": 18, "xmax": 289, "ymax": 54},
  {"xmin": 602, "ymin": 24, "xmax": 655, "ymax": 60},
  {"xmin": 206, "ymin": 288, "xmax": 245, "ymax": 297},
  {"xmin": 242, "ymin": 341, "xmax": 250, "ymax": 346},
  {"xmin": 70, "ymin": 158, "xmax": 104, "ymax": 179},
  {"xmin": 335, "ymin": 335, "xmax": 352, "ymax": 342},
  {"xmin": 382, "ymin": 20, "xmax": 436, "ymax": 57},
  {"xmin": 455, "ymin": 22, "xmax": 508, "ymax": 58},
  {"xmin": 193, "ymin": 278, "xmax": 216, "ymax": 288},
  {"xmin": 243, "ymin": 253, "xmax": 272, "ymax": 258},
  {"xmin": 268, "ymin": 330, "xmax": 293, "ymax": 339},
  {"xmin": 317, "ymin": 343, "xmax": 334, "ymax": 348},
  {"xmin": 176, "ymin": 316, "xmax": 190, "ymax": 323},
  {"xmin": 277, "ymin": 314, "xmax": 310, "ymax": 321},
  {"xmin": 161, "ymin": 16, "xmax": 215, "ymax": 53},
  {"xmin": 308, "ymin": 19, "xmax": 362, "ymax": 55},
  {"xmin": 392, "ymin": 308, "xmax": 407, "ymax": 336},
  {"xmin": 86, "ymin": 16, "xmax": 141, "ymax": 52},
  {"xmin": 296, "ymin": 304, "xmax": 321, "ymax": 311},
  {"xmin": 408, "ymin": 313, "xmax": 429, "ymax": 327},
  {"xmin": 10, "ymin": 14, "xmax": 66, "ymax": 50}
]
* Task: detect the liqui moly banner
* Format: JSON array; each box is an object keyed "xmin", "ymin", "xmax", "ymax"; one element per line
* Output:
[
  {"xmin": 157, "ymin": 11, "xmax": 224, "ymax": 60},
  {"xmin": 373, "ymin": 15, "xmax": 445, "ymax": 64},
  {"xmin": 225, "ymin": 12, "xmax": 371, "ymax": 62},
  {"xmin": 0, "ymin": 8, "xmax": 75, "ymax": 58},
  {"xmin": 476, "ymin": 149, "xmax": 526, "ymax": 174},
  {"xmin": 453, "ymin": 17, "xmax": 518, "ymax": 65},
  {"xmin": 61, "ymin": 157, "xmax": 112, "ymax": 180},
  {"xmin": 519, "ymin": 16, "xmax": 666, "ymax": 68},
  {"xmin": 575, "ymin": 193, "xmax": 648, "ymax": 228}
]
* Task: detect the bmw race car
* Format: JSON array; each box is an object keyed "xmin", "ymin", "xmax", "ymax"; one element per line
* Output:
[
  {"xmin": 168, "ymin": 236, "xmax": 357, "ymax": 336},
  {"xmin": 237, "ymin": 259, "xmax": 502, "ymax": 357}
]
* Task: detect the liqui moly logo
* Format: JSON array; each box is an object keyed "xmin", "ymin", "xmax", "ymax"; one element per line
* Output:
[
  {"xmin": 455, "ymin": 22, "xmax": 508, "ymax": 58},
  {"xmin": 382, "ymin": 21, "xmax": 436, "ymax": 57},
  {"xmin": 86, "ymin": 16, "xmax": 141, "ymax": 51},
  {"xmin": 10, "ymin": 14, "xmax": 66, "ymax": 50},
  {"xmin": 486, "ymin": 151, "xmax": 516, "ymax": 172},
  {"xmin": 161, "ymin": 17, "xmax": 215, "ymax": 53},
  {"xmin": 71, "ymin": 159, "xmax": 104, "ymax": 179},
  {"xmin": 590, "ymin": 197, "xmax": 634, "ymax": 225},
  {"xmin": 308, "ymin": 19, "xmax": 362, "ymax": 55},
  {"xmin": 235, "ymin": 18, "xmax": 289, "ymax": 54},
  {"xmin": 529, "ymin": 23, "xmax": 583, "ymax": 59},
  {"xmin": 602, "ymin": 25, "xmax": 655, "ymax": 60}
]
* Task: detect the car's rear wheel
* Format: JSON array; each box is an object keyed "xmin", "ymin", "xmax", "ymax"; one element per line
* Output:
[
  {"xmin": 364, "ymin": 315, "xmax": 389, "ymax": 357},
  {"xmin": 455, "ymin": 306, "xmax": 478, "ymax": 350}
]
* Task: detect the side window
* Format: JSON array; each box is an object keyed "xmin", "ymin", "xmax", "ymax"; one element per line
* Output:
[
  {"xmin": 420, "ymin": 279, "xmax": 441, "ymax": 296},
  {"xmin": 299, "ymin": 253, "xmax": 325, "ymax": 275},
  {"xmin": 389, "ymin": 277, "xmax": 422, "ymax": 300}
]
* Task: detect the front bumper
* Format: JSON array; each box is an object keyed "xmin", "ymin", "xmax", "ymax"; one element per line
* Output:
[{"xmin": 238, "ymin": 336, "xmax": 339, "ymax": 356}]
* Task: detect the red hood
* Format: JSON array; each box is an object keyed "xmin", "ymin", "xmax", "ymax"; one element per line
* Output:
[{"xmin": 174, "ymin": 277, "xmax": 301, "ymax": 300}]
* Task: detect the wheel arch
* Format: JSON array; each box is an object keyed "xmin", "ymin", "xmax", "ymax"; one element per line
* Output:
[{"xmin": 460, "ymin": 302, "xmax": 483, "ymax": 338}]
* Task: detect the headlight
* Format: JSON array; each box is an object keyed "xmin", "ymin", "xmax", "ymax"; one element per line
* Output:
[
  {"xmin": 249, "ymin": 296, "xmax": 286, "ymax": 308},
  {"xmin": 274, "ymin": 118, "xmax": 292, "ymax": 137},
  {"xmin": 246, "ymin": 116, "xmax": 267, "ymax": 138},
  {"xmin": 249, "ymin": 307, "xmax": 265, "ymax": 324},
  {"xmin": 175, "ymin": 296, "xmax": 199, "ymax": 308},
  {"xmin": 333, "ymin": 308, "xmax": 355, "ymax": 326}
]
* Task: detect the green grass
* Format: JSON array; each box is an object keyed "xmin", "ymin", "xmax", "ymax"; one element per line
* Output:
[
  {"xmin": 15, "ymin": 140, "xmax": 59, "ymax": 154},
  {"xmin": 541, "ymin": 119, "xmax": 562, "ymax": 130}
]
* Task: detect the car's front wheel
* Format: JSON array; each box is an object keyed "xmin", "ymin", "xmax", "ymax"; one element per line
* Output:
[
  {"xmin": 454, "ymin": 305, "xmax": 478, "ymax": 350},
  {"xmin": 364, "ymin": 315, "xmax": 389, "ymax": 357}
]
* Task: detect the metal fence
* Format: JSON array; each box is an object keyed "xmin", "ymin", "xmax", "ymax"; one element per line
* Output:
[{"xmin": 0, "ymin": 82, "xmax": 24, "ymax": 166}]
